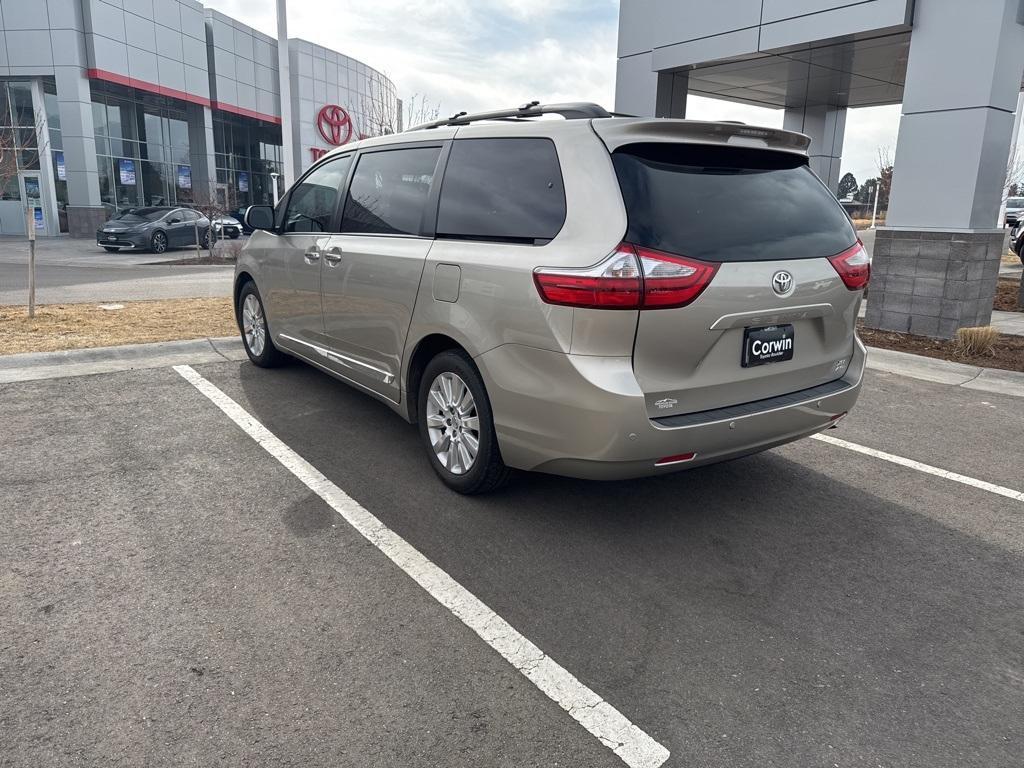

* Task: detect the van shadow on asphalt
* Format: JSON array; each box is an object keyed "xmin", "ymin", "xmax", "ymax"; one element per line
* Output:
[{"xmin": 215, "ymin": 358, "xmax": 1023, "ymax": 768}]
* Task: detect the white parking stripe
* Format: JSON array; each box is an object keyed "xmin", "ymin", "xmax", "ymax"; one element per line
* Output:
[
  {"xmin": 173, "ymin": 364, "xmax": 670, "ymax": 768},
  {"xmin": 811, "ymin": 433, "xmax": 1024, "ymax": 502}
]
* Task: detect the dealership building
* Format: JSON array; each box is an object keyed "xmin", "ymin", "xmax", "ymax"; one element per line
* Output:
[
  {"xmin": 0, "ymin": 0, "xmax": 398, "ymax": 237},
  {"xmin": 617, "ymin": 0, "xmax": 1024, "ymax": 338}
]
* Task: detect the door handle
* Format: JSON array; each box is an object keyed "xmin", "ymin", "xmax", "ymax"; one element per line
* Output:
[
  {"xmin": 303, "ymin": 246, "xmax": 321, "ymax": 264},
  {"xmin": 323, "ymin": 247, "xmax": 343, "ymax": 266}
]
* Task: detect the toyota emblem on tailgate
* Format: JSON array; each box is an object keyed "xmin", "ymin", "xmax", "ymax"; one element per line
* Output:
[{"xmin": 772, "ymin": 270, "xmax": 794, "ymax": 296}]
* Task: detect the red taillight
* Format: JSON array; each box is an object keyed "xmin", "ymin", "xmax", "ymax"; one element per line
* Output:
[
  {"xmin": 828, "ymin": 241, "xmax": 871, "ymax": 291},
  {"xmin": 533, "ymin": 245, "xmax": 641, "ymax": 309},
  {"xmin": 635, "ymin": 245, "xmax": 720, "ymax": 309},
  {"xmin": 534, "ymin": 244, "xmax": 718, "ymax": 310}
]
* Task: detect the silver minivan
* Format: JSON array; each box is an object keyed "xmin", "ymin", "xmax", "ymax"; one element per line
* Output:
[{"xmin": 236, "ymin": 102, "xmax": 868, "ymax": 494}]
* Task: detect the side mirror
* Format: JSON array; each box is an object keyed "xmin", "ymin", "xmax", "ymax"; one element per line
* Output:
[{"xmin": 245, "ymin": 205, "xmax": 275, "ymax": 231}]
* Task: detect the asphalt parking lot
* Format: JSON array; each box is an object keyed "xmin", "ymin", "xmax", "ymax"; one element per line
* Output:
[{"xmin": 2, "ymin": 357, "xmax": 1022, "ymax": 767}]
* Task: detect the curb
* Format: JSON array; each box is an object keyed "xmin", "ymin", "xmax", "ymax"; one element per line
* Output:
[
  {"xmin": 3, "ymin": 337, "xmax": 1024, "ymax": 400},
  {"xmin": 0, "ymin": 337, "xmax": 245, "ymax": 384},
  {"xmin": 865, "ymin": 345, "xmax": 1024, "ymax": 399}
]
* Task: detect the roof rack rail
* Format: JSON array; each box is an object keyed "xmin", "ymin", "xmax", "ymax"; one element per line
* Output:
[{"xmin": 408, "ymin": 101, "xmax": 612, "ymax": 131}]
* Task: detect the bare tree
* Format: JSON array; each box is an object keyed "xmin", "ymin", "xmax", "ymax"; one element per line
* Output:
[
  {"xmin": 874, "ymin": 145, "xmax": 894, "ymax": 214},
  {"xmin": 360, "ymin": 74, "xmax": 440, "ymax": 136},
  {"xmin": 186, "ymin": 183, "xmax": 239, "ymax": 260},
  {"xmin": 1004, "ymin": 150, "xmax": 1024, "ymax": 204},
  {"xmin": 0, "ymin": 125, "xmax": 18, "ymax": 196},
  {"xmin": 2, "ymin": 111, "xmax": 49, "ymax": 316}
]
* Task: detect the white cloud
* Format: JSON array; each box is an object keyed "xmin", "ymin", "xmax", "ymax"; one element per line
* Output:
[
  {"xmin": 204, "ymin": 0, "xmax": 1021, "ymax": 189},
  {"xmin": 205, "ymin": 0, "xmax": 617, "ymax": 121}
]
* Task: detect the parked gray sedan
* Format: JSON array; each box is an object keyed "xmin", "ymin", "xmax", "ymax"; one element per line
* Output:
[
  {"xmin": 233, "ymin": 102, "xmax": 868, "ymax": 493},
  {"xmin": 96, "ymin": 206, "xmax": 210, "ymax": 253}
]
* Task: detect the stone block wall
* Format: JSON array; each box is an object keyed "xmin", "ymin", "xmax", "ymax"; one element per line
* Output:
[{"xmin": 864, "ymin": 229, "xmax": 1005, "ymax": 338}]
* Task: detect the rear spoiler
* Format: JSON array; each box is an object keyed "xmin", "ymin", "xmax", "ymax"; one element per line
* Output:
[{"xmin": 591, "ymin": 118, "xmax": 812, "ymax": 156}]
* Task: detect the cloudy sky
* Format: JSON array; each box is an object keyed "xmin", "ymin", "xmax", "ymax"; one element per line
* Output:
[{"xmin": 208, "ymin": 0, "xmax": 904, "ymax": 186}]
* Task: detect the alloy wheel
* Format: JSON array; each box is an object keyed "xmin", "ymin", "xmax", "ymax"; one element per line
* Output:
[
  {"xmin": 426, "ymin": 372, "xmax": 480, "ymax": 475},
  {"xmin": 242, "ymin": 293, "xmax": 266, "ymax": 356},
  {"xmin": 152, "ymin": 232, "xmax": 167, "ymax": 253}
]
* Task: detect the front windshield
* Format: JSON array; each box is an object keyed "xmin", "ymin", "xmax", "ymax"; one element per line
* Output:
[
  {"xmin": 1007, "ymin": 198, "xmax": 1024, "ymax": 208},
  {"xmin": 114, "ymin": 208, "xmax": 168, "ymax": 222}
]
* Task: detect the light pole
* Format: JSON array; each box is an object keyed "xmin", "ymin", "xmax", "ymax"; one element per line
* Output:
[
  {"xmin": 276, "ymin": 0, "xmax": 296, "ymax": 192},
  {"xmin": 870, "ymin": 180, "xmax": 880, "ymax": 229}
]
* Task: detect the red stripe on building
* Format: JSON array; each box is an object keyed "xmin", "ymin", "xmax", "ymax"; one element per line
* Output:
[
  {"xmin": 87, "ymin": 68, "xmax": 211, "ymax": 107},
  {"xmin": 211, "ymin": 100, "xmax": 282, "ymax": 125}
]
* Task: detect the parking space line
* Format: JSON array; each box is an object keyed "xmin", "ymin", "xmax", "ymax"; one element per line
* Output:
[
  {"xmin": 172, "ymin": 365, "xmax": 669, "ymax": 768},
  {"xmin": 811, "ymin": 433, "xmax": 1024, "ymax": 502}
]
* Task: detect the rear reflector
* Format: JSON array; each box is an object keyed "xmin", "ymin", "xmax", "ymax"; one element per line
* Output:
[
  {"xmin": 534, "ymin": 244, "xmax": 718, "ymax": 310},
  {"xmin": 655, "ymin": 452, "xmax": 697, "ymax": 467},
  {"xmin": 828, "ymin": 241, "xmax": 871, "ymax": 291}
]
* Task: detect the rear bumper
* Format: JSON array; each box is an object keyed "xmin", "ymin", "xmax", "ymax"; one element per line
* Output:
[{"xmin": 475, "ymin": 337, "xmax": 866, "ymax": 480}]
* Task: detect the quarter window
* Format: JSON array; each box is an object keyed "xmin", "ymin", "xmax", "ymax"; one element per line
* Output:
[
  {"xmin": 436, "ymin": 138, "xmax": 566, "ymax": 244},
  {"xmin": 340, "ymin": 147, "xmax": 442, "ymax": 236},
  {"xmin": 283, "ymin": 155, "xmax": 353, "ymax": 233}
]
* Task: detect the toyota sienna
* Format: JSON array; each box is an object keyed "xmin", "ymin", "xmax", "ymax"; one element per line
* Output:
[{"xmin": 235, "ymin": 102, "xmax": 868, "ymax": 494}]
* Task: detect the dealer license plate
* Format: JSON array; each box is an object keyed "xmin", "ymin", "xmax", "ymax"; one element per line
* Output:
[{"xmin": 742, "ymin": 325, "xmax": 794, "ymax": 368}]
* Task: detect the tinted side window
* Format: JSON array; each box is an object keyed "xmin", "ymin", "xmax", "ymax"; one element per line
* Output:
[
  {"xmin": 284, "ymin": 155, "xmax": 353, "ymax": 233},
  {"xmin": 340, "ymin": 147, "xmax": 441, "ymax": 236},
  {"xmin": 436, "ymin": 138, "xmax": 566, "ymax": 243},
  {"xmin": 181, "ymin": 209, "xmax": 198, "ymax": 222},
  {"xmin": 612, "ymin": 143, "xmax": 856, "ymax": 262}
]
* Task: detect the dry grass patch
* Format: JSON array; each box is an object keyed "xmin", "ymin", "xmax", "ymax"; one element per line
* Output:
[
  {"xmin": 953, "ymin": 326, "xmax": 1000, "ymax": 357},
  {"xmin": 858, "ymin": 323, "xmax": 1024, "ymax": 373},
  {"xmin": 0, "ymin": 297, "xmax": 236, "ymax": 355}
]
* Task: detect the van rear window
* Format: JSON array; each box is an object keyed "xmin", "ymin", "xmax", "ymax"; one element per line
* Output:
[{"xmin": 612, "ymin": 143, "xmax": 856, "ymax": 263}]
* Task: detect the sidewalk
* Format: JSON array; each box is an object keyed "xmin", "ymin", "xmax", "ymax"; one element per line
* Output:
[
  {"xmin": 3, "ymin": 335, "xmax": 1024, "ymax": 401},
  {"xmin": 857, "ymin": 303, "xmax": 1024, "ymax": 335}
]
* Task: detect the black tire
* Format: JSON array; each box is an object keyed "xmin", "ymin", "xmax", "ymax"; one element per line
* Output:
[
  {"xmin": 150, "ymin": 230, "xmax": 168, "ymax": 254},
  {"xmin": 201, "ymin": 229, "xmax": 211, "ymax": 248},
  {"xmin": 418, "ymin": 350, "xmax": 510, "ymax": 494},
  {"xmin": 102, "ymin": 246, "xmax": 120, "ymax": 253},
  {"xmin": 229, "ymin": 231, "xmax": 240, "ymax": 239},
  {"xmin": 237, "ymin": 280, "xmax": 286, "ymax": 367}
]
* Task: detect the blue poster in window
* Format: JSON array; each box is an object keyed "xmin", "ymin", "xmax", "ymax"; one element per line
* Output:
[
  {"xmin": 33, "ymin": 207, "xmax": 44, "ymax": 230},
  {"xmin": 238, "ymin": 172, "xmax": 249, "ymax": 193},
  {"xmin": 177, "ymin": 165, "xmax": 191, "ymax": 189},
  {"xmin": 55, "ymin": 151, "xmax": 66, "ymax": 181},
  {"xmin": 119, "ymin": 158, "xmax": 136, "ymax": 185}
]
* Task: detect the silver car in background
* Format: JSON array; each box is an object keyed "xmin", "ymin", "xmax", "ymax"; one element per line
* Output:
[{"xmin": 234, "ymin": 102, "xmax": 868, "ymax": 494}]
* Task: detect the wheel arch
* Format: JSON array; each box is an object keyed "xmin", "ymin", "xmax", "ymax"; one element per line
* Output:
[
  {"xmin": 404, "ymin": 333, "xmax": 472, "ymax": 423},
  {"xmin": 233, "ymin": 271, "xmax": 255, "ymax": 325}
]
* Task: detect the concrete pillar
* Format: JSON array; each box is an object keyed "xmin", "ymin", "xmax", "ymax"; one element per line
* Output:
[
  {"xmin": 655, "ymin": 71, "xmax": 687, "ymax": 118},
  {"xmin": 784, "ymin": 104, "xmax": 846, "ymax": 193},
  {"xmin": 186, "ymin": 103, "xmax": 217, "ymax": 200},
  {"xmin": 54, "ymin": 67, "xmax": 106, "ymax": 236},
  {"xmin": 615, "ymin": 55, "xmax": 687, "ymax": 119},
  {"xmin": 615, "ymin": 51, "xmax": 658, "ymax": 117},
  {"xmin": 866, "ymin": 0, "xmax": 1024, "ymax": 338},
  {"xmin": 29, "ymin": 79, "xmax": 61, "ymax": 237}
]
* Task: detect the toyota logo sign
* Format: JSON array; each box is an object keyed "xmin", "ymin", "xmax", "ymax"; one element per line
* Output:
[
  {"xmin": 317, "ymin": 105, "xmax": 353, "ymax": 146},
  {"xmin": 772, "ymin": 270, "xmax": 794, "ymax": 296}
]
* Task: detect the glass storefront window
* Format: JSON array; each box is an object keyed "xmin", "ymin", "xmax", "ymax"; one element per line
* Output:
[
  {"xmin": 140, "ymin": 160, "xmax": 171, "ymax": 206},
  {"xmin": 113, "ymin": 157, "xmax": 142, "ymax": 209},
  {"xmin": 43, "ymin": 88, "xmax": 60, "ymax": 131},
  {"xmin": 0, "ymin": 86, "xmax": 10, "ymax": 127},
  {"xmin": 97, "ymin": 156, "xmax": 114, "ymax": 213},
  {"xmin": 214, "ymin": 114, "xmax": 282, "ymax": 210},
  {"xmin": 91, "ymin": 82, "xmax": 192, "ymax": 210},
  {"xmin": 52, "ymin": 149, "xmax": 68, "ymax": 233},
  {"xmin": 9, "ymin": 82, "xmax": 35, "ymax": 127}
]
